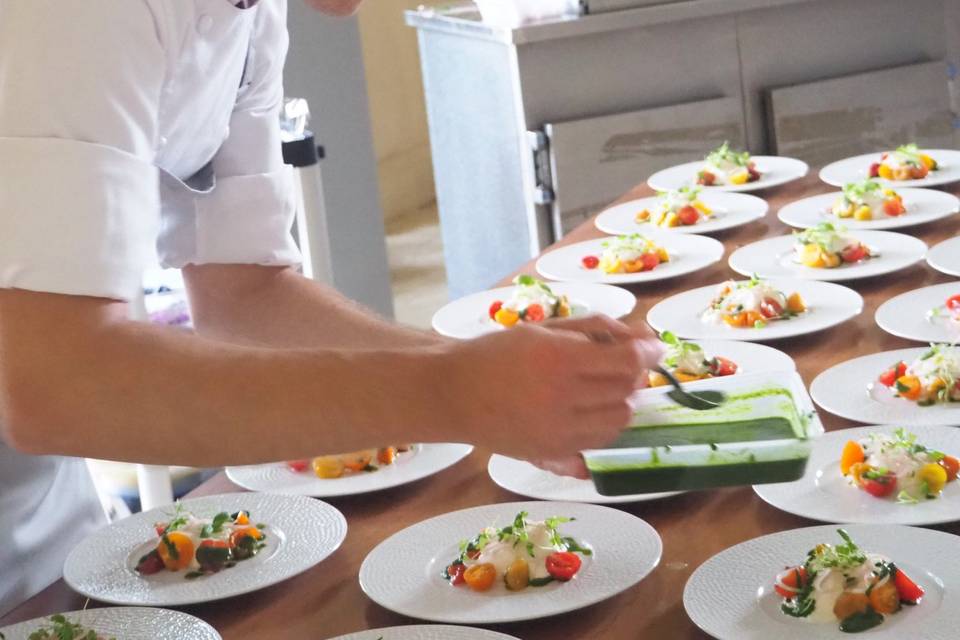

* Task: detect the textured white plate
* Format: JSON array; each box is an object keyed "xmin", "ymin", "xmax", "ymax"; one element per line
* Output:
[
  {"xmin": 728, "ymin": 231, "xmax": 927, "ymax": 281},
  {"xmin": 875, "ymin": 282, "xmax": 960, "ymax": 343},
  {"xmin": 64, "ymin": 493, "xmax": 346, "ymax": 606},
  {"xmin": 778, "ymin": 188, "xmax": 960, "ymax": 230},
  {"xmin": 326, "ymin": 626, "xmax": 519, "ymax": 640},
  {"xmin": 819, "ymin": 150, "xmax": 960, "ymax": 188},
  {"xmin": 647, "ymin": 278, "xmax": 863, "ymax": 342},
  {"xmin": 0, "ymin": 608, "xmax": 220, "ymax": 640},
  {"xmin": 430, "ymin": 284, "xmax": 636, "ymax": 339},
  {"xmin": 359, "ymin": 501, "xmax": 661, "ymax": 624},
  {"xmin": 754, "ymin": 425, "xmax": 960, "ymax": 525},
  {"xmin": 810, "ymin": 348, "xmax": 960, "ymax": 426},
  {"xmin": 927, "ymin": 236, "xmax": 960, "ymax": 277},
  {"xmin": 226, "ymin": 444, "xmax": 473, "ymax": 498},
  {"xmin": 594, "ymin": 191, "xmax": 768, "ymax": 236},
  {"xmin": 684, "ymin": 523, "xmax": 960, "ymax": 640},
  {"xmin": 535, "ymin": 233, "xmax": 724, "ymax": 284},
  {"xmin": 648, "ymin": 156, "xmax": 809, "ymax": 193}
]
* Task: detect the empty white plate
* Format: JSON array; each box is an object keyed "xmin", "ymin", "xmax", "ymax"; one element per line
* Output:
[
  {"xmin": 778, "ymin": 188, "xmax": 959, "ymax": 230},
  {"xmin": 226, "ymin": 444, "xmax": 473, "ymax": 498},
  {"xmin": 927, "ymin": 236, "xmax": 960, "ymax": 277},
  {"xmin": 430, "ymin": 283, "xmax": 636, "ymax": 339},
  {"xmin": 647, "ymin": 278, "xmax": 863, "ymax": 342},
  {"xmin": 875, "ymin": 282, "xmax": 960, "ymax": 343},
  {"xmin": 0, "ymin": 608, "xmax": 220, "ymax": 640},
  {"xmin": 684, "ymin": 523, "xmax": 960, "ymax": 640},
  {"xmin": 754, "ymin": 425, "xmax": 960, "ymax": 526},
  {"xmin": 648, "ymin": 156, "xmax": 809, "ymax": 193},
  {"xmin": 594, "ymin": 191, "xmax": 768, "ymax": 236},
  {"xmin": 535, "ymin": 233, "xmax": 724, "ymax": 285},
  {"xmin": 326, "ymin": 626, "xmax": 519, "ymax": 640},
  {"xmin": 810, "ymin": 348, "xmax": 960, "ymax": 426},
  {"xmin": 359, "ymin": 501, "xmax": 661, "ymax": 624},
  {"xmin": 728, "ymin": 230, "xmax": 927, "ymax": 281},
  {"xmin": 819, "ymin": 149, "xmax": 960, "ymax": 188}
]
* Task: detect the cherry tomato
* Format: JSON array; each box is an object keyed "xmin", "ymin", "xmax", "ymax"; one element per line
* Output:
[
  {"xmin": 196, "ymin": 539, "xmax": 232, "ymax": 573},
  {"xmin": 759, "ymin": 297, "xmax": 783, "ymax": 319},
  {"xmin": 524, "ymin": 304, "xmax": 546, "ymax": 323},
  {"xmin": 154, "ymin": 523, "xmax": 168, "ymax": 537},
  {"xmin": 489, "ymin": 300, "xmax": 503, "ymax": 320},
  {"xmin": 840, "ymin": 244, "xmax": 867, "ymax": 263},
  {"xmin": 545, "ymin": 551, "xmax": 582, "ymax": 582},
  {"xmin": 939, "ymin": 454, "xmax": 960, "ymax": 482},
  {"xmin": 946, "ymin": 295, "xmax": 960, "ymax": 311},
  {"xmin": 869, "ymin": 578, "xmax": 900, "ymax": 614},
  {"xmin": 698, "ymin": 171, "xmax": 716, "ymax": 186},
  {"xmin": 582, "ymin": 256, "xmax": 599, "ymax": 269},
  {"xmin": 861, "ymin": 470, "xmax": 897, "ymax": 498},
  {"xmin": 640, "ymin": 252, "xmax": 660, "ymax": 271},
  {"xmin": 229, "ymin": 526, "xmax": 263, "ymax": 548},
  {"xmin": 446, "ymin": 562, "xmax": 467, "ymax": 586},
  {"xmin": 869, "ymin": 162, "xmax": 881, "ymax": 178},
  {"xmin": 878, "ymin": 361, "xmax": 906, "ymax": 387},
  {"xmin": 463, "ymin": 563, "xmax": 497, "ymax": 591},
  {"xmin": 286, "ymin": 460, "xmax": 310, "ymax": 473},
  {"xmin": 135, "ymin": 549, "xmax": 165, "ymax": 575},
  {"xmin": 677, "ymin": 205, "xmax": 699, "ymax": 226},
  {"xmin": 747, "ymin": 164, "xmax": 761, "ymax": 182},
  {"xmin": 883, "ymin": 198, "xmax": 906, "ymax": 217},
  {"xmin": 711, "ymin": 356, "xmax": 738, "ymax": 377},
  {"xmin": 377, "ymin": 446, "xmax": 397, "ymax": 465},
  {"xmin": 157, "ymin": 532, "xmax": 195, "ymax": 571},
  {"xmin": 774, "ymin": 566, "xmax": 808, "ymax": 598},
  {"xmin": 894, "ymin": 567, "xmax": 925, "ymax": 604}
]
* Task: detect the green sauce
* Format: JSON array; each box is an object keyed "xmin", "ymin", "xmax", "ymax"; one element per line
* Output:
[
  {"xmin": 839, "ymin": 609, "xmax": 884, "ymax": 633},
  {"xmin": 608, "ymin": 416, "xmax": 796, "ymax": 448}
]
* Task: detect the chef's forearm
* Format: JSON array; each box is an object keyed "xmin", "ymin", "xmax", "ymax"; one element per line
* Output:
[
  {"xmin": 183, "ymin": 264, "xmax": 445, "ymax": 349},
  {"xmin": 0, "ymin": 291, "xmax": 447, "ymax": 466}
]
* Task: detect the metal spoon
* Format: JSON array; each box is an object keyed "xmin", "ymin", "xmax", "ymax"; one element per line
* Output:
[{"xmin": 654, "ymin": 365, "xmax": 727, "ymax": 411}]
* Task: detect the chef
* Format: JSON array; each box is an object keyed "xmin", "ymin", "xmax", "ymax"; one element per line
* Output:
[{"xmin": 0, "ymin": 0, "xmax": 661, "ymax": 613}]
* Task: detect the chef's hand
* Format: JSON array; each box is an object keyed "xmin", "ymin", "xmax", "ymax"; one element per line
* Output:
[{"xmin": 440, "ymin": 315, "xmax": 663, "ymax": 464}]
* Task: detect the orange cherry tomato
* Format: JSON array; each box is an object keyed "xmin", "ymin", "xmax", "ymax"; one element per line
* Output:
[
  {"xmin": 523, "ymin": 303, "xmax": 546, "ymax": 323},
  {"xmin": 343, "ymin": 450, "xmax": 375, "ymax": 472},
  {"xmin": 463, "ymin": 563, "xmax": 497, "ymax": 592},
  {"xmin": 868, "ymin": 578, "xmax": 900, "ymax": 614},
  {"xmin": 156, "ymin": 532, "xmax": 195, "ymax": 571},
  {"xmin": 840, "ymin": 440, "xmax": 865, "ymax": 476},
  {"xmin": 377, "ymin": 446, "xmax": 397, "ymax": 466},
  {"xmin": 229, "ymin": 526, "xmax": 263, "ymax": 548}
]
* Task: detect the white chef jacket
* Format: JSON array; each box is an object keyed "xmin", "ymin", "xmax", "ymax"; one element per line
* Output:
[{"xmin": 0, "ymin": 0, "xmax": 301, "ymax": 613}]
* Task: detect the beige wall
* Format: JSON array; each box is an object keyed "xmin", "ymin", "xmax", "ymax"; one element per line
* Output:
[{"xmin": 358, "ymin": 1, "xmax": 436, "ymax": 221}]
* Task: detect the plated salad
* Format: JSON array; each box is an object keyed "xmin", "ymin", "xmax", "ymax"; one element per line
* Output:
[
  {"xmin": 487, "ymin": 275, "xmax": 572, "ymax": 328},
  {"xmin": 581, "ymin": 234, "xmax": 670, "ymax": 274},
  {"xmin": 701, "ymin": 276, "xmax": 806, "ymax": 328},
  {"xmin": 839, "ymin": 428, "xmax": 959, "ymax": 503},
  {"xmin": 793, "ymin": 223, "xmax": 873, "ymax": 268},
  {"xmin": 0, "ymin": 616, "xmax": 114, "ymax": 640},
  {"xmin": 135, "ymin": 505, "xmax": 267, "ymax": 579},
  {"xmin": 927, "ymin": 293, "xmax": 960, "ymax": 327},
  {"xmin": 831, "ymin": 179, "xmax": 905, "ymax": 221},
  {"xmin": 442, "ymin": 511, "xmax": 591, "ymax": 592},
  {"xmin": 870, "ymin": 144, "xmax": 938, "ymax": 181},
  {"xmin": 648, "ymin": 331, "xmax": 737, "ymax": 386},
  {"xmin": 876, "ymin": 343, "xmax": 960, "ymax": 406},
  {"xmin": 775, "ymin": 529, "xmax": 924, "ymax": 633},
  {"xmin": 635, "ymin": 186, "xmax": 713, "ymax": 228},
  {"xmin": 696, "ymin": 142, "xmax": 760, "ymax": 186},
  {"xmin": 287, "ymin": 445, "xmax": 412, "ymax": 479}
]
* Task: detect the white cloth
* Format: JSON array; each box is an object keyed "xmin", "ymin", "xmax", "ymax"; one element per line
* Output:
[{"xmin": 0, "ymin": 0, "xmax": 299, "ymax": 613}]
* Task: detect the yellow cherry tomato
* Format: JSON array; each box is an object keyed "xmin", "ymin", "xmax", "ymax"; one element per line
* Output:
[
  {"xmin": 312, "ymin": 455, "xmax": 346, "ymax": 479},
  {"xmin": 494, "ymin": 308, "xmax": 520, "ymax": 327},
  {"xmin": 877, "ymin": 163, "xmax": 893, "ymax": 179},
  {"xmin": 919, "ymin": 463, "xmax": 948, "ymax": 494},
  {"xmin": 786, "ymin": 292, "xmax": 806, "ymax": 314},
  {"xmin": 463, "ymin": 563, "xmax": 497, "ymax": 592},
  {"xmin": 853, "ymin": 206, "xmax": 873, "ymax": 221}
]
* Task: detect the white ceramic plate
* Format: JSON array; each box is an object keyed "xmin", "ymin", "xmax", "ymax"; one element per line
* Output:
[
  {"xmin": 778, "ymin": 188, "xmax": 959, "ymax": 230},
  {"xmin": 226, "ymin": 444, "xmax": 473, "ymax": 498},
  {"xmin": 430, "ymin": 284, "xmax": 636, "ymax": 340},
  {"xmin": 326, "ymin": 626, "xmax": 519, "ymax": 640},
  {"xmin": 728, "ymin": 231, "xmax": 927, "ymax": 281},
  {"xmin": 648, "ymin": 156, "xmax": 809, "ymax": 193},
  {"xmin": 535, "ymin": 233, "xmax": 724, "ymax": 284},
  {"xmin": 594, "ymin": 191, "xmax": 768, "ymax": 236},
  {"xmin": 646, "ymin": 278, "xmax": 863, "ymax": 342},
  {"xmin": 927, "ymin": 236, "xmax": 960, "ymax": 277},
  {"xmin": 684, "ymin": 523, "xmax": 960, "ymax": 640},
  {"xmin": 819, "ymin": 149, "xmax": 960, "ymax": 188},
  {"xmin": 754, "ymin": 425, "xmax": 960, "ymax": 525},
  {"xmin": 359, "ymin": 501, "xmax": 661, "ymax": 624},
  {"xmin": 63, "ymin": 493, "xmax": 347, "ymax": 606},
  {"xmin": 0, "ymin": 608, "xmax": 220, "ymax": 640},
  {"xmin": 810, "ymin": 348, "xmax": 960, "ymax": 426},
  {"xmin": 875, "ymin": 282, "xmax": 960, "ymax": 343}
]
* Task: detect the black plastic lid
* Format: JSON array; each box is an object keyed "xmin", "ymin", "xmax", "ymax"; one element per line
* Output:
[{"xmin": 282, "ymin": 131, "xmax": 323, "ymax": 167}]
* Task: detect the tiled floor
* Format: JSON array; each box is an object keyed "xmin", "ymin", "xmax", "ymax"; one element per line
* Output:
[{"xmin": 385, "ymin": 203, "xmax": 449, "ymax": 329}]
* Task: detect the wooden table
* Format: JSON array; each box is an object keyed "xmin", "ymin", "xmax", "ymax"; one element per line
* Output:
[{"xmin": 5, "ymin": 172, "xmax": 960, "ymax": 639}]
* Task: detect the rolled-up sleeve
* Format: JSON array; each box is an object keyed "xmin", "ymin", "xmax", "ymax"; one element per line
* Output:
[{"xmin": 0, "ymin": 0, "xmax": 164, "ymax": 301}]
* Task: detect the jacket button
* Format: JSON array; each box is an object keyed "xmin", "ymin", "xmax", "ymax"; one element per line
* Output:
[{"xmin": 197, "ymin": 14, "xmax": 213, "ymax": 34}]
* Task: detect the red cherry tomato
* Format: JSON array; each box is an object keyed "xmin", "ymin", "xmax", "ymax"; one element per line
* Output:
[
  {"xmin": 677, "ymin": 205, "xmax": 699, "ymax": 226},
  {"xmin": 286, "ymin": 460, "xmax": 310, "ymax": 473},
  {"xmin": 774, "ymin": 566, "xmax": 808, "ymax": 598},
  {"xmin": 939, "ymin": 455, "xmax": 960, "ymax": 482},
  {"xmin": 135, "ymin": 549, "xmax": 165, "ymax": 575},
  {"xmin": 154, "ymin": 523, "xmax": 168, "ymax": 537},
  {"xmin": 878, "ymin": 361, "xmax": 907, "ymax": 388},
  {"xmin": 946, "ymin": 295, "xmax": 960, "ymax": 311},
  {"xmin": 582, "ymin": 256, "xmax": 599, "ymax": 269},
  {"xmin": 861, "ymin": 470, "xmax": 897, "ymax": 498},
  {"xmin": 523, "ymin": 304, "xmax": 546, "ymax": 322},
  {"xmin": 894, "ymin": 567, "xmax": 925, "ymax": 604},
  {"xmin": 711, "ymin": 356, "xmax": 738, "ymax": 377},
  {"xmin": 869, "ymin": 162, "xmax": 881, "ymax": 178},
  {"xmin": 698, "ymin": 171, "xmax": 716, "ymax": 186},
  {"xmin": 747, "ymin": 164, "xmax": 761, "ymax": 182},
  {"xmin": 489, "ymin": 300, "xmax": 503, "ymax": 320},
  {"xmin": 446, "ymin": 563, "xmax": 467, "ymax": 586},
  {"xmin": 759, "ymin": 297, "xmax": 783, "ymax": 319},
  {"xmin": 640, "ymin": 252, "xmax": 661, "ymax": 271},
  {"xmin": 545, "ymin": 551, "xmax": 582, "ymax": 582},
  {"xmin": 840, "ymin": 244, "xmax": 867, "ymax": 263}
]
